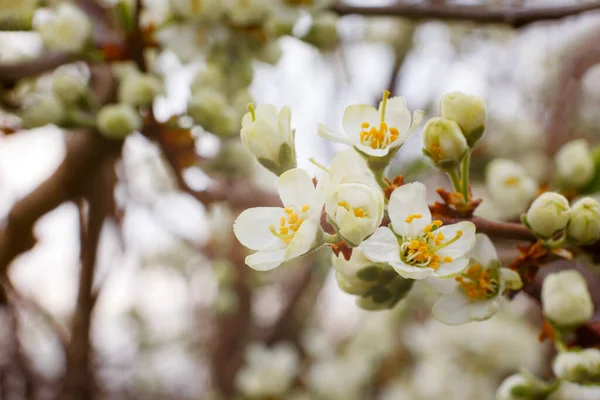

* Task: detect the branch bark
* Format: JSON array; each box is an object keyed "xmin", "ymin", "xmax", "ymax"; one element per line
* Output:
[
  {"xmin": 0, "ymin": 53, "xmax": 80, "ymax": 86},
  {"xmin": 331, "ymin": 1, "xmax": 600, "ymax": 28}
]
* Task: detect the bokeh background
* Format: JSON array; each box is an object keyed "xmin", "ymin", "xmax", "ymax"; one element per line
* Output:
[{"xmin": 1, "ymin": 0, "xmax": 600, "ymax": 399}]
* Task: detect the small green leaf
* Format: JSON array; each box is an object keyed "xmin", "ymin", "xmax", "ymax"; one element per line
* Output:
[
  {"xmin": 257, "ymin": 157, "xmax": 281, "ymax": 175},
  {"xmin": 278, "ymin": 143, "xmax": 296, "ymax": 170},
  {"xmin": 356, "ymin": 266, "xmax": 380, "ymax": 281}
]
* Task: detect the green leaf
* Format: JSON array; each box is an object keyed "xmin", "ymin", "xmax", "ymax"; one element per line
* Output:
[
  {"xmin": 257, "ymin": 157, "xmax": 281, "ymax": 176},
  {"xmin": 278, "ymin": 142, "xmax": 296, "ymax": 170}
]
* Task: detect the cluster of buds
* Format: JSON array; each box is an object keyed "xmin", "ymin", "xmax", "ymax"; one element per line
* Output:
[
  {"xmin": 423, "ymin": 92, "xmax": 486, "ymax": 171},
  {"xmin": 523, "ymin": 192, "xmax": 600, "ymax": 245}
]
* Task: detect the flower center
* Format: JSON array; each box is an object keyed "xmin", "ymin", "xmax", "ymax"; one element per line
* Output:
[
  {"xmin": 504, "ymin": 176, "xmax": 520, "ymax": 186},
  {"xmin": 359, "ymin": 90, "xmax": 400, "ymax": 150},
  {"xmin": 337, "ymin": 201, "xmax": 368, "ymax": 218},
  {"xmin": 269, "ymin": 205, "xmax": 310, "ymax": 244},
  {"xmin": 455, "ymin": 264, "xmax": 499, "ymax": 300},
  {"xmin": 398, "ymin": 216, "xmax": 461, "ymax": 270}
]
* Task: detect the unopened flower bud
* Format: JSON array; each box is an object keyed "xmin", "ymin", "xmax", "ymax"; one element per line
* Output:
[
  {"xmin": 486, "ymin": 159, "xmax": 538, "ymax": 218},
  {"xmin": 332, "ymin": 250, "xmax": 387, "ymax": 296},
  {"xmin": 567, "ymin": 197, "xmax": 600, "ymax": 244},
  {"xmin": 542, "ymin": 270, "xmax": 593, "ymax": 328},
  {"xmin": 555, "ymin": 140, "xmax": 595, "ymax": 189},
  {"xmin": 257, "ymin": 41, "xmax": 283, "ymax": 65},
  {"xmin": 301, "ymin": 12, "xmax": 339, "ymax": 51},
  {"xmin": 97, "ymin": 103, "xmax": 142, "ymax": 139},
  {"xmin": 20, "ymin": 93, "xmax": 65, "ymax": 128},
  {"xmin": 356, "ymin": 276, "xmax": 413, "ymax": 311},
  {"xmin": 36, "ymin": 3, "xmax": 92, "ymax": 53},
  {"xmin": 525, "ymin": 192, "xmax": 570, "ymax": 238},
  {"xmin": 422, "ymin": 117, "xmax": 468, "ymax": 171},
  {"xmin": 240, "ymin": 103, "xmax": 296, "ymax": 176},
  {"xmin": 191, "ymin": 63, "xmax": 226, "ymax": 92},
  {"xmin": 264, "ymin": 8, "xmax": 299, "ymax": 37},
  {"xmin": 118, "ymin": 73, "xmax": 162, "ymax": 107},
  {"xmin": 440, "ymin": 91, "xmax": 486, "ymax": 147},
  {"xmin": 187, "ymin": 87, "xmax": 228, "ymax": 128},
  {"xmin": 496, "ymin": 373, "xmax": 553, "ymax": 400},
  {"xmin": 553, "ymin": 349, "xmax": 600, "ymax": 384},
  {"xmin": 52, "ymin": 73, "xmax": 87, "ymax": 104},
  {"xmin": 211, "ymin": 106, "xmax": 241, "ymax": 138}
]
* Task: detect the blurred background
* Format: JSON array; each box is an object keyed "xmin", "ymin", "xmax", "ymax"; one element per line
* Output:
[{"xmin": 1, "ymin": 0, "xmax": 600, "ymax": 399}]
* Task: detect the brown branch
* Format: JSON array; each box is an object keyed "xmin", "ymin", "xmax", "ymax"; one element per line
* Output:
[
  {"xmin": 331, "ymin": 1, "xmax": 600, "ymax": 28},
  {"xmin": 439, "ymin": 215, "xmax": 536, "ymax": 241},
  {"xmin": 0, "ymin": 53, "xmax": 80, "ymax": 86},
  {"xmin": 62, "ymin": 142, "xmax": 121, "ymax": 400},
  {"xmin": 545, "ymin": 28, "xmax": 600, "ymax": 155}
]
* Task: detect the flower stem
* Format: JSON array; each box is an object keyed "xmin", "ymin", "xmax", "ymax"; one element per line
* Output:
[
  {"xmin": 460, "ymin": 152, "xmax": 470, "ymax": 203},
  {"xmin": 309, "ymin": 157, "xmax": 329, "ymax": 173},
  {"xmin": 324, "ymin": 233, "xmax": 341, "ymax": 244},
  {"xmin": 448, "ymin": 169, "xmax": 462, "ymax": 194}
]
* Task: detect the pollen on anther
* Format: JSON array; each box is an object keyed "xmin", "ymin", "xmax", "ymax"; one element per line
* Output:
[
  {"xmin": 405, "ymin": 213, "xmax": 423, "ymax": 223},
  {"xmin": 284, "ymin": 207, "xmax": 294, "ymax": 214},
  {"xmin": 433, "ymin": 220, "xmax": 443, "ymax": 227},
  {"xmin": 361, "ymin": 122, "xmax": 370, "ymax": 129},
  {"xmin": 301, "ymin": 205, "xmax": 310, "ymax": 212},
  {"xmin": 443, "ymin": 256, "xmax": 453, "ymax": 262}
]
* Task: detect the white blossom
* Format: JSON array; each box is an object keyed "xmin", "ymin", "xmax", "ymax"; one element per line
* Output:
[
  {"xmin": 555, "ymin": 139, "xmax": 595, "ymax": 189},
  {"xmin": 233, "ymin": 168, "xmax": 325, "ymax": 271},
  {"xmin": 486, "ymin": 158, "xmax": 538, "ymax": 218},
  {"xmin": 525, "ymin": 192, "xmax": 570, "ymax": 239},
  {"xmin": 542, "ymin": 270, "xmax": 593, "ymax": 327},
  {"xmin": 361, "ymin": 182, "xmax": 476, "ymax": 280},
  {"xmin": 440, "ymin": 91, "xmax": 487, "ymax": 147},
  {"xmin": 567, "ymin": 197, "xmax": 600, "ymax": 244},
  {"xmin": 36, "ymin": 3, "xmax": 92, "ymax": 53}
]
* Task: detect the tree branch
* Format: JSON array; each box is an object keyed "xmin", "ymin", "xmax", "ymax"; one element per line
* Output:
[
  {"xmin": 0, "ymin": 53, "xmax": 80, "ymax": 86},
  {"xmin": 331, "ymin": 1, "xmax": 600, "ymax": 28},
  {"xmin": 439, "ymin": 215, "xmax": 535, "ymax": 241}
]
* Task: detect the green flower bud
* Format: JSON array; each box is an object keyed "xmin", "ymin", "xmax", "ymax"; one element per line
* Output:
[
  {"xmin": 97, "ymin": 103, "xmax": 142, "ymax": 139},
  {"xmin": 232, "ymin": 89, "xmax": 253, "ymax": 115},
  {"xmin": 20, "ymin": 93, "xmax": 65, "ymax": 128},
  {"xmin": 567, "ymin": 197, "xmax": 600, "ymax": 244},
  {"xmin": 556, "ymin": 140, "xmax": 595, "ymax": 189},
  {"xmin": 525, "ymin": 192, "xmax": 570, "ymax": 239},
  {"xmin": 52, "ymin": 73, "xmax": 87, "ymax": 104},
  {"xmin": 264, "ymin": 8, "xmax": 299, "ymax": 37},
  {"xmin": 422, "ymin": 117, "xmax": 468, "ymax": 171},
  {"xmin": 440, "ymin": 91, "xmax": 486, "ymax": 147},
  {"xmin": 553, "ymin": 349, "xmax": 600, "ymax": 384},
  {"xmin": 118, "ymin": 73, "xmax": 162, "ymax": 107},
  {"xmin": 257, "ymin": 41, "xmax": 282, "ymax": 65},
  {"xmin": 301, "ymin": 12, "xmax": 339, "ymax": 51},
  {"xmin": 191, "ymin": 63, "xmax": 226, "ymax": 92},
  {"xmin": 187, "ymin": 87, "xmax": 228, "ymax": 129},
  {"xmin": 542, "ymin": 270, "xmax": 593, "ymax": 328},
  {"xmin": 496, "ymin": 373, "xmax": 554, "ymax": 400}
]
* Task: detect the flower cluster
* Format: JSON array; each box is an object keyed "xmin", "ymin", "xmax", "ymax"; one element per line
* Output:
[{"xmin": 233, "ymin": 91, "xmax": 528, "ymax": 325}]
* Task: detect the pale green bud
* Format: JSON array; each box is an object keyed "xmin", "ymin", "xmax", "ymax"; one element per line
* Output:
[
  {"xmin": 20, "ymin": 93, "xmax": 65, "ymax": 128},
  {"xmin": 567, "ymin": 197, "xmax": 600, "ymax": 244},
  {"xmin": 36, "ymin": 3, "xmax": 91, "ymax": 53},
  {"xmin": 187, "ymin": 87, "xmax": 228, "ymax": 128},
  {"xmin": 264, "ymin": 8, "xmax": 298, "ymax": 37},
  {"xmin": 118, "ymin": 73, "xmax": 162, "ymax": 107},
  {"xmin": 52, "ymin": 73, "xmax": 87, "ymax": 104},
  {"xmin": 542, "ymin": 270, "xmax": 593, "ymax": 328},
  {"xmin": 422, "ymin": 117, "xmax": 468, "ymax": 171},
  {"xmin": 440, "ymin": 91, "xmax": 486, "ymax": 147},
  {"xmin": 525, "ymin": 192, "xmax": 570, "ymax": 239},
  {"xmin": 191, "ymin": 63, "xmax": 226, "ymax": 92},
  {"xmin": 97, "ymin": 103, "xmax": 142, "ymax": 139},
  {"xmin": 553, "ymin": 349, "xmax": 600, "ymax": 384},
  {"xmin": 555, "ymin": 140, "xmax": 595, "ymax": 189},
  {"xmin": 257, "ymin": 41, "xmax": 283, "ymax": 65},
  {"xmin": 211, "ymin": 106, "xmax": 241, "ymax": 138},
  {"xmin": 302, "ymin": 12, "xmax": 339, "ymax": 51},
  {"xmin": 496, "ymin": 373, "xmax": 554, "ymax": 400}
]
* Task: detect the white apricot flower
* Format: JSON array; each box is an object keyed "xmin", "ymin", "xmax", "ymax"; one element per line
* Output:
[
  {"xmin": 233, "ymin": 168, "xmax": 325, "ymax": 271},
  {"xmin": 486, "ymin": 158, "xmax": 538, "ymax": 217},
  {"xmin": 361, "ymin": 182, "xmax": 476, "ymax": 280},
  {"xmin": 317, "ymin": 90, "xmax": 423, "ymax": 158},
  {"xmin": 431, "ymin": 234, "xmax": 522, "ymax": 325},
  {"xmin": 322, "ymin": 150, "xmax": 384, "ymax": 246},
  {"xmin": 240, "ymin": 104, "xmax": 296, "ymax": 176}
]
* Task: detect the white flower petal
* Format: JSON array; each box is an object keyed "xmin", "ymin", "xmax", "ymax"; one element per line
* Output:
[
  {"xmin": 278, "ymin": 105, "xmax": 292, "ymax": 143},
  {"xmin": 388, "ymin": 182, "xmax": 432, "ymax": 237},
  {"xmin": 390, "ymin": 261, "xmax": 434, "ymax": 280},
  {"xmin": 234, "ymin": 207, "xmax": 286, "ymax": 250},
  {"xmin": 254, "ymin": 104, "xmax": 278, "ymax": 121},
  {"xmin": 500, "ymin": 268, "xmax": 523, "ymax": 290},
  {"xmin": 278, "ymin": 168, "xmax": 315, "ymax": 209},
  {"xmin": 421, "ymin": 277, "xmax": 457, "ymax": 295},
  {"xmin": 432, "ymin": 293, "xmax": 472, "ymax": 325},
  {"xmin": 328, "ymin": 149, "xmax": 373, "ymax": 186},
  {"xmin": 382, "ymin": 96, "xmax": 411, "ymax": 137},
  {"xmin": 354, "ymin": 143, "xmax": 392, "ymax": 157},
  {"xmin": 360, "ymin": 227, "xmax": 401, "ymax": 263},
  {"xmin": 317, "ymin": 123, "xmax": 353, "ymax": 145},
  {"xmin": 284, "ymin": 218, "xmax": 322, "ymax": 260},
  {"xmin": 468, "ymin": 233, "xmax": 498, "ymax": 266},
  {"xmin": 469, "ymin": 299, "xmax": 500, "ymax": 321},
  {"xmin": 435, "ymin": 221, "xmax": 476, "ymax": 260},
  {"xmin": 433, "ymin": 258, "xmax": 469, "ymax": 277},
  {"xmin": 343, "ymin": 104, "xmax": 379, "ymax": 140},
  {"xmin": 246, "ymin": 248, "xmax": 286, "ymax": 271}
]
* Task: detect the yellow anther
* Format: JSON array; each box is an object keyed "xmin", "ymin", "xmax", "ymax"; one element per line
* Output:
[
  {"xmin": 427, "ymin": 232, "xmax": 434, "ymax": 240},
  {"xmin": 338, "ymin": 201, "xmax": 350, "ymax": 209},
  {"xmin": 455, "ymin": 263, "xmax": 497, "ymax": 300},
  {"xmin": 361, "ymin": 122, "xmax": 370, "ymax": 129},
  {"xmin": 433, "ymin": 220, "xmax": 443, "ymax": 227},
  {"xmin": 423, "ymin": 225, "xmax": 432, "ymax": 233},
  {"xmin": 504, "ymin": 177, "xmax": 519, "ymax": 186},
  {"xmin": 354, "ymin": 208, "xmax": 367, "ymax": 218},
  {"xmin": 280, "ymin": 217, "xmax": 285, "ymax": 227},
  {"xmin": 405, "ymin": 213, "xmax": 423, "ymax": 223},
  {"xmin": 284, "ymin": 207, "xmax": 294, "ymax": 214},
  {"xmin": 443, "ymin": 256, "xmax": 453, "ymax": 263},
  {"xmin": 456, "ymin": 230, "xmax": 463, "ymax": 237},
  {"xmin": 301, "ymin": 205, "xmax": 310, "ymax": 212}
]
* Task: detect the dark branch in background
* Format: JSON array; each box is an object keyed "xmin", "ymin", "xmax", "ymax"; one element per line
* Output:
[
  {"xmin": 0, "ymin": 53, "xmax": 80, "ymax": 86},
  {"xmin": 331, "ymin": 1, "xmax": 600, "ymax": 28},
  {"xmin": 439, "ymin": 216, "xmax": 536, "ymax": 241},
  {"xmin": 545, "ymin": 29, "xmax": 600, "ymax": 155}
]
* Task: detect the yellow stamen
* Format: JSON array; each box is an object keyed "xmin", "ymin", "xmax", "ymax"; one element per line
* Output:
[
  {"xmin": 380, "ymin": 90, "xmax": 390, "ymax": 122},
  {"xmin": 504, "ymin": 177, "xmax": 519, "ymax": 186},
  {"xmin": 405, "ymin": 213, "xmax": 423, "ymax": 223},
  {"xmin": 361, "ymin": 122, "xmax": 370, "ymax": 129},
  {"xmin": 247, "ymin": 103, "xmax": 256, "ymax": 122},
  {"xmin": 443, "ymin": 256, "xmax": 453, "ymax": 262},
  {"xmin": 354, "ymin": 208, "xmax": 367, "ymax": 218},
  {"xmin": 455, "ymin": 263, "xmax": 498, "ymax": 300},
  {"xmin": 433, "ymin": 220, "xmax": 443, "ymax": 227},
  {"xmin": 301, "ymin": 205, "xmax": 310, "ymax": 213}
]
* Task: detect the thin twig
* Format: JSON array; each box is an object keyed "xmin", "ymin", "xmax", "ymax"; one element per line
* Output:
[
  {"xmin": 0, "ymin": 53, "xmax": 80, "ymax": 86},
  {"xmin": 331, "ymin": 1, "xmax": 600, "ymax": 28}
]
